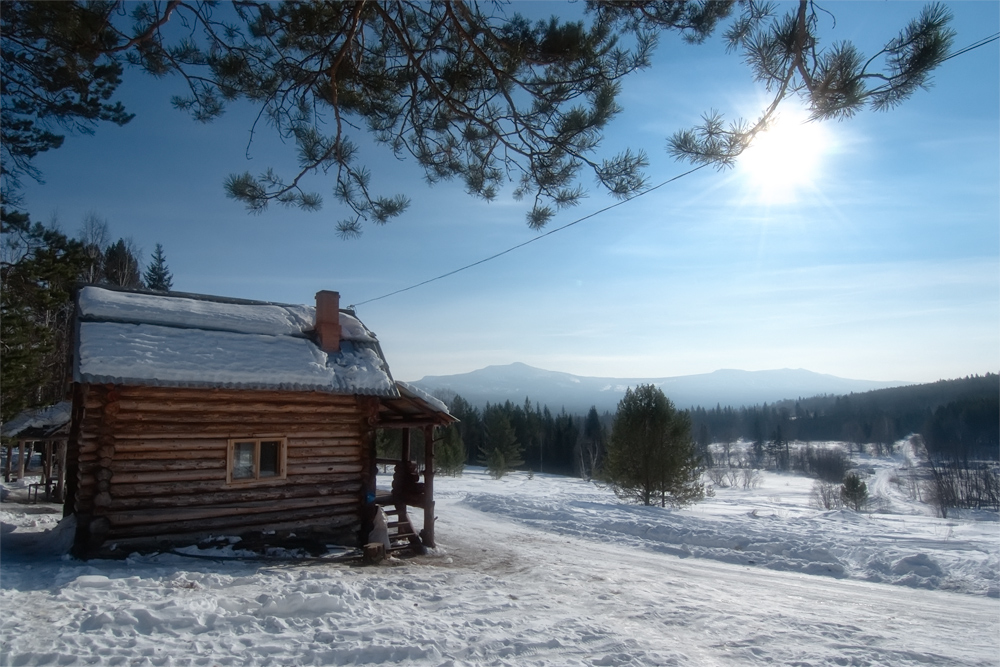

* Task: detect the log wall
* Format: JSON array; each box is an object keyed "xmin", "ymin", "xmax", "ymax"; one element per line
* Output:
[{"xmin": 71, "ymin": 385, "xmax": 373, "ymax": 555}]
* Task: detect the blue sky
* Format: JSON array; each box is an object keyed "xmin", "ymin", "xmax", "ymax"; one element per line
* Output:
[{"xmin": 17, "ymin": 2, "xmax": 999, "ymax": 383}]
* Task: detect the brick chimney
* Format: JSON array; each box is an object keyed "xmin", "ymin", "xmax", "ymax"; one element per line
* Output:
[{"xmin": 315, "ymin": 290, "xmax": 341, "ymax": 353}]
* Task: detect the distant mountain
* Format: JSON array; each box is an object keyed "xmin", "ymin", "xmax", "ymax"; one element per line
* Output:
[{"xmin": 410, "ymin": 363, "xmax": 908, "ymax": 414}]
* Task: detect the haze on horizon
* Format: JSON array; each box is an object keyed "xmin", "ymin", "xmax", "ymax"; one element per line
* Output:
[{"xmin": 15, "ymin": 2, "xmax": 999, "ymax": 386}]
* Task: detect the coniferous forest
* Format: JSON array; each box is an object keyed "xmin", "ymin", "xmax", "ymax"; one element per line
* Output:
[{"xmin": 418, "ymin": 374, "xmax": 997, "ymax": 478}]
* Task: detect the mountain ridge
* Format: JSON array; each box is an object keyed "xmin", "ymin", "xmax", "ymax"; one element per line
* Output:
[{"xmin": 410, "ymin": 363, "xmax": 909, "ymax": 413}]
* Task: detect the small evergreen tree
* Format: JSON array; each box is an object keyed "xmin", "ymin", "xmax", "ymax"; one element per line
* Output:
[
  {"xmin": 435, "ymin": 424, "xmax": 465, "ymax": 477},
  {"xmin": 604, "ymin": 385, "xmax": 704, "ymax": 507},
  {"xmin": 143, "ymin": 242, "xmax": 173, "ymax": 291},
  {"xmin": 479, "ymin": 405, "xmax": 523, "ymax": 479},
  {"xmin": 841, "ymin": 472, "xmax": 869, "ymax": 511},
  {"xmin": 767, "ymin": 425, "xmax": 789, "ymax": 471}
]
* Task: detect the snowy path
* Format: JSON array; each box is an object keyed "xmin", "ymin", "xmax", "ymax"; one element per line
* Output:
[
  {"xmin": 2, "ymin": 464, "xmax": 998, "ymax": 666},
  {"xmin": 431, "ymin": 499, "xmax": 999, "ymax": 666}
]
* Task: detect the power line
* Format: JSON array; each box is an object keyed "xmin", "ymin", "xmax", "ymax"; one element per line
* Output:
[
  {"xmin": 939, "ymin": 32, "xmax": 999, "ymax": 63},
  {"xmin": 350, "ymin": 163, "xmax": 711, "ymax": 308},
  {"xmin": 351, "ymin": 32, "xmax": 1000, "ymax": 309}
]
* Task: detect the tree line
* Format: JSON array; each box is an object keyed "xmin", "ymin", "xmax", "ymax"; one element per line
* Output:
[
  {"xmin": 1, "ymin": 209, "xmax": 174, "ymax": 422},
  {"xmin": 401, "ymin": 373, "xmax": 997, "ymax": 514},
  {"xmin": 386, "ymin": 385, "xmax": 703, "ymax": 508},
  {"xmin": 687, "ymin": 374, "xmax": 999, "ymax": 464}
]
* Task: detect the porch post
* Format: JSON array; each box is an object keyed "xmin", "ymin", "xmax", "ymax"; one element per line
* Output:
[
  {"xmin": 55, "ymin": 440, "xmax": 67, "ymax": 503},
  {"xmin": 423, "ymin": 425, "xmax": 435, "ymax": 548},
  {"xmin": 43, "ymin": 441, "xmax": 53, "ymax": 497},
  {"xmin": 400, "ymin": 427, "xmax": 410, "ymax": 463},
  {"xmin": 17, "ymin": 441, "xmax": 26, "ymax": 480}
]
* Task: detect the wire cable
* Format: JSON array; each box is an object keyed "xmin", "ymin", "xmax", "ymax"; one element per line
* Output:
[
  {"xmin": 350, "ymin": 163, "xmax": 710, "ymax": 308},
  {"xmin": 350, "ymin": 31, "xmax": 999, "ymax": 309},
  {"xmin": 938, "ymin": 32, "xmax": 999, "ymax": 63}
]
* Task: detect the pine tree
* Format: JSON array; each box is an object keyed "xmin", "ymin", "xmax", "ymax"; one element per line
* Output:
[
  {"xmin": 604, "ymin": 385, "xmax": 704, "ymax": 507},
  {"xmin": 1, "ymin": 209, "xmax": 88, "ymax": 422},
  {"xmin": 479, "ymin": 405, "xmax": 524, "ymax": 480},
  {"xmin": 2, "ymin": 2, "xmax": 954, "ymax": 233},
  {"xmin": 841, "ymin": 472, "xmax": 869, "ymax": 511},
  {"xmin": 143, "ymin": 242, "xmax": 173, "ymax": 291},
  {"xmin": 102, "ymin": 238, "xmax": 141, "ymax": 288},
  {"xmin": 435, "ymin": 425, "xmax": 465, "ymax": 477},
  {"xmin": 767, "ymin": 425, "xmax": 789, "ymax": 471}
]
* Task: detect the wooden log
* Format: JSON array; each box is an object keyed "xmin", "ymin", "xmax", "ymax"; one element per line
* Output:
[
  {"xmin": 103, "ymin": 504, "xmax": 361, "ymax": 538},
  {"xmin": 110, "ymin": 473, "xmax": 361, "ymax": 498},
  {"xmin": 112, "ymin": 449, "xmax": 223, "ymax": 461},
  {"xmin": 104, "ymin": 495, "xmax": 359, "ymax": 527},
  {"xmin": 285, "ymin": 463, "xmax": 364, "ymax": 476},
  {"xmin": 101, "ymin": 481, "xmax": 361, "ymax": 510},
  {"xmin": 287, "ymin": 437, "xmax": 362, "ymax": 448},
  {"xmin": 114, "ymin": 399, "xmax": 362, "ymax": 415},
  {"xmin": 108, "ymin": 422, "xmax": 364, "ymax": 437},
  {"xmin": 281, "ymin": 455, "xmax": 362, "ymax": 466},
  {"xmin": 105, "ymin": 515, "xmax": 361, "ymax": 545},
  {"xmin": 108, "ymin": 469, "xmax": 227, "ymax": 485},
  {"xmin": 288, "ymin": 444, "xmax": 361, "ymax": 456},
  {"xmin": 111, "ymin": 459, "xmax": 226, "ymax": 473},
  {"xmin": 112, "ymin": 438, "xmax": 227, "ymax": 451},
  {"xmin": 111, "ymin": 430, "xmax": 356, "ymax": 441},
  {"xmin": 114, "ymin": 386, "xmax": 361, "ymax": 405},
  {"xmin": 111, "ymin": 411, "xmax": 362, "ymax": 426}
]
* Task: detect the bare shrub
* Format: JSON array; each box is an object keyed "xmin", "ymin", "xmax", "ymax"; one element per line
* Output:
[
  {"xmin": 811, "ymin": 481, "xmax": 842, "ymax": 510},
  {"xmin": 740, "ymin": 468, "xmax": 761, "ymax": 490},
  {"xmin": 707, "ymin": 467, "xmax": 730, "ymax": 488}
]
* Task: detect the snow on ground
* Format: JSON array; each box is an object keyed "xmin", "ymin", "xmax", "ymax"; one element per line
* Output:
[{"xmin": 1, "ymin": 448, "xmax": 998, "ymax": 666}]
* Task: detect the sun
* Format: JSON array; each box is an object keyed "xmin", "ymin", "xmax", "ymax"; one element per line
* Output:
[{"xmin": 737, "ymin": 109, "xmax": 832, "ymax": 205}]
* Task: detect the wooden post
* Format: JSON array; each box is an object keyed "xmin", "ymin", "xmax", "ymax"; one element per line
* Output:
[
  {"xmin": 54, "ymin": 440, "xmax": 67, "ymax": 503},
  {"xmin": 64, "ymin": 383, "xmax": 86, "ymax": 518},
  {"xmin": 423, "ymin": 425, "xmax": 435, "ymax": 548},
  {"xmin": 17, "ymin": 441, "xmax": 26, "ymax": 480},
  {"xmin": 356, "ymin": 396, "xmax": 380, "ymax": 547},
  {"xmin": 43, "ymin": 441, "xmax": 53, "ymax": 498},
  {"xmin": 400, "ymin": 427, "xmax": 410, "ymax": 463},
  {"xmin": 3, "ymin": 443, "xmax": 11, "ymax": 483}
]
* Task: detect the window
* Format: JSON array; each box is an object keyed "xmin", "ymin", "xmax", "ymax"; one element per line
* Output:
[{"xmin": 227, "ymin": 437, "xmax": 287, "ymax": 484}]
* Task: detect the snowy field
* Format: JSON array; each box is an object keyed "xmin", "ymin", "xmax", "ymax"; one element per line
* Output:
[{"xmin": 1, "ymin": 445, "xmax": 998, "ymax": 666}]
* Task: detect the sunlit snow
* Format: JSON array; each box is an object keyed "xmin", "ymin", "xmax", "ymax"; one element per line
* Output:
[{"xmin": 1, "ymin": 442, "xmax": 997, "ymax": 666}]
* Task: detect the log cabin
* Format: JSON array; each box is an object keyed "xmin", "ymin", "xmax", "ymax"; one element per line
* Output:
[{"xmin": 66, "ymin": 285, "xmax": 454, "ymax": 558}]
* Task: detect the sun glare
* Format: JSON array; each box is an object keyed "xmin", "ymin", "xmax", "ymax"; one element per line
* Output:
[{"xmin": 738, "ymin": 110, "xmax": 831, "ymax": 205}]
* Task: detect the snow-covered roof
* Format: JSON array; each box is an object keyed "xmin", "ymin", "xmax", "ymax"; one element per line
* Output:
[
  {"xmin": 396, "ymin": 382, "xmax": 450, "ymax": 415},
  {"xmin": 74, "ymin": 286, "xmax": 396, "ymax": 396},
  {"xmin": 1, "ymin": 401, "xmax": 72, "ymax": 439}
]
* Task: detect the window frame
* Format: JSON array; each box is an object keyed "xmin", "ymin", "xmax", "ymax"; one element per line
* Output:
[{"xmin": 226, "ymin": 436, "xmax": 288, "ymax": 485}]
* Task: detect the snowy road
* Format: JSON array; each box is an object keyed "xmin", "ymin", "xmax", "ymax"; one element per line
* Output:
[{"xmin": 431, "ymin": 500, "xmax": 998, "ymax": 666}]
